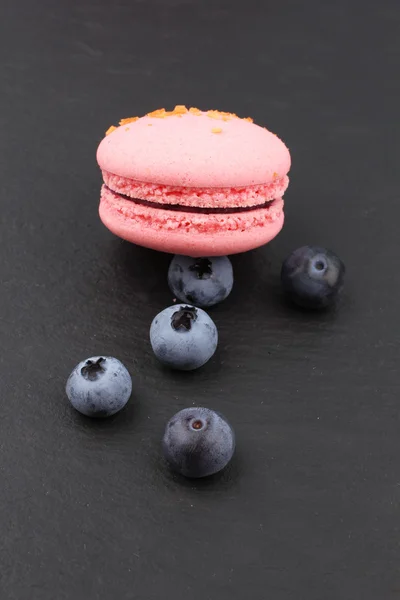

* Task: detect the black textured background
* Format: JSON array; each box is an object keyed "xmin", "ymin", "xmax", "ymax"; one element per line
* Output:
[{"xmin": 1, "ymin": 1, "xmax": 399, "ymax": 599}]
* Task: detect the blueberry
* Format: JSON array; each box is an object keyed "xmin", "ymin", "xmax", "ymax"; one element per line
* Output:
[
  {"xmin": 162, "ymin": 407, "xmax": 235, "ymax": 478},
  {"xmin": 66, "ymin": 356, "xmax": 132, "ymax": 417},
  {"xmin": 281, "ymin": 246, "xmax": 345, "ymax": 309},
  {"xmin": 168, "ymin": 255, "xmax": 233, "ymax": 308},
  {"xmin": 150, "ymin": 304, "xmax": 218, "ymax": 370}
]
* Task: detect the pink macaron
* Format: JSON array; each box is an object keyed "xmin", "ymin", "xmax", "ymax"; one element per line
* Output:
[{"xmin": 96, "ymin": 106, "xmax": 291, "ymax": 257}]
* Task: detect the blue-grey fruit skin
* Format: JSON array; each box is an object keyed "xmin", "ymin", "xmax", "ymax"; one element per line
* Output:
[
  {"xmin": 162, "ymin": 407, "xmax": 235, "ymax": 478},
  {"xmin": 66, "ymin": 356, "xmax": 132, "ymax": 417},
  {"xmin": 150, "ymin": 304, "xmax": 218, "ymax": 371},
  {"xmin": 281, "ymin": 246, "xmax": 345, "ymax": 309},
  {"xmin": 168, "ymin": 255, "xmax": 233, "ymax": 308}
]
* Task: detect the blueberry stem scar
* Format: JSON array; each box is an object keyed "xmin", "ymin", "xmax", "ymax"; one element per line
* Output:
[
  {"xmin": 171, "ymin": 306, "xmax": 198, "ymax": 331},
  {"xmin": 191, "ymin": 419, "xmax": 205, "ymax": 430},
  {"xmin": 189, "ymin": 258, "xmax": 213, "ymax": 280},
  {"xmin": 81, "ymin": 357, "xmax": 106, "ymax": 381}
]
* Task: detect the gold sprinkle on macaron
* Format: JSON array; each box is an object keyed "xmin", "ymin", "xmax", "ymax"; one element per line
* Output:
[
  {"xmin": 147, "ymin": 106, "xmax": 189, "ymax": 118},
  {"xmin": 119, "ymin": 116, "xmax": 139, "ymax": 125},
  {"xmin": 173, "ymin": 105, "xmax": 188, "ymax": 114},
  {"xmin": 105, "ymin": 125, "xmax": 117, "ymax": 135},
  {"xmin": 207, "ymin": 110, "xmax": 222, "ymax": 120},
  {"xmin": 147, "ymin": 108, "xmax": 167, "ymax": 118},
  {"xmin": 105, "ymin": 107, "xmax": 255, "ymax": 135}
]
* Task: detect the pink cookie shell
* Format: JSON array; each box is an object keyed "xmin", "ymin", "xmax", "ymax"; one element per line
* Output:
[
  {"xmin": 97, "ymin": 112, "xmax": 291, "ymax": 188},
  {"xmin": 99, "ymin": 185, "xmax": 284, "ymax": 257}
]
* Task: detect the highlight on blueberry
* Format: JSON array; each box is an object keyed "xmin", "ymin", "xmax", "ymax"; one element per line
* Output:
[
  {"xmin": 66, "ymin": 356, "xmax": 132, "ymax": 417},
  {"xmin": 162, "ymin": 407, "xmax": 235, "ymax": 478},
  {"xmin": 281, "ymin": 246, "xmax": 345, "ymax": 309},
  {"xmin": 168, "ymin": 255, "xmax": 233, "ymax": 308},
  {"xmin": 150, "ymin": 304, "xmax": 218, "ymax": 371}
]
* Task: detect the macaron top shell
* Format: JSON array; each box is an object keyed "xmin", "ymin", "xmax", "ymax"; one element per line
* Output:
[{"xmin": 97, "ymin": 107, "xmax": 290, "ymax": 188}]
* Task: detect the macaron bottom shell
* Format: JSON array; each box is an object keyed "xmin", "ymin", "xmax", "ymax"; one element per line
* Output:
[{"xmin": 99, "ymin": 185, "xmax": 284, "ymax": 257}]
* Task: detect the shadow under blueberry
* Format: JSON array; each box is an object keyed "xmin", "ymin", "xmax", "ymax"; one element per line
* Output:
[
  {"xmin": 230, "ymin": 247, "xmax": 345, "ymax": 327},
  {"xmin": 270, "ymin": 284, "xmax": 347, "ymax": 327},
  {"xmin": 157, "ymin": 452, "xmax": 241, "ymax": 492},
  {"xmin": 70, "ymin": 388, "xmax": 142, "ymax": 437}
]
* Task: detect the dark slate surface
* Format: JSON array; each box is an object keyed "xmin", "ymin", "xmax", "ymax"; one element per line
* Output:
[{"xmin": 1, "ymin": 0, "xmax": 399, "ymax": 598}]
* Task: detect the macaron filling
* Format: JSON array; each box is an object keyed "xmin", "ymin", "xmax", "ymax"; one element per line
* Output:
[
  {"xmin": 102, "ymin": 169, "xmax": 289, "ymax": 210},
  {"xmin": 100, "ymin": 184, "xmax": 284, "ymax": 234},
  {"xmin": 103, "ymin": 184, "xmax": 278, "ymax": 214}
]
